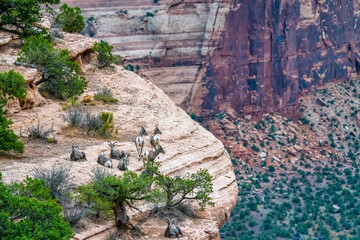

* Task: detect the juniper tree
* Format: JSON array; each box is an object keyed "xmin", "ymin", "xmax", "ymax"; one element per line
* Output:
[
  {"xmin": 0, "ymin": 0, "xmax": 60, "ymax": 38},
  {"xmin": 17, "ymin": 35, "xmax": 88, "ymax": 99},
  {"xmin": 0, "ymin": 70, "xmax": 27, "ymax": 154}
]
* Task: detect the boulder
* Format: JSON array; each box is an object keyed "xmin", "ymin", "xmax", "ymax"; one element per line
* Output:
[{"xmin": 56, "ymin": 33, "xmax": 96, "ymax": 59}]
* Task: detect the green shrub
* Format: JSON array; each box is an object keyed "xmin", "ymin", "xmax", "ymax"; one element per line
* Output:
[
  {"xmin": 146, "ymin": 12, "xmax": 154, "ymax": 17},
  {"xmin": 55, "ymin": 3, "xmax": 85, "ymax": 33},
  {"xmin": 124, "ymin": 64, "xmax": 134, "ymax": 72},
  {"xmin": 189, "ymin": 113, "xmax": 203, "ymax": 123},
  {"xmin": 251, "ymin": 144, "xmax": 260, "ymax": 152},
  {"xmin": 0, "ymin": 70, "xmax": 27, "ymax": 154},
  {"xmin": 17, "ymin": 35, "xmax": 88, "ymax": 99},
  {"xmin": 0, "ymin": 174, "xmax": 74, "ymax": 240},
  {"xmin": 155, "ymin": 168, "xmax": 214, "ymax": 210},
  {"xmin": 298, "ymin": 117, "xmax": 310, "ymax": 125},
  {"xmin": 0, "ymin": 0, "xmax": 60, "ymax": 38},
  {"xmin": 92, "ymin": 41, "xmax": 120, "ymax": 69},
  {"xmin": 98, "ymin": 112, "xmax": 114, "ymax": 137},
  {"xmin": 135, "ymin": 65, "xmax": 140, "ymax": 73},
  {"xmin": 94, "ymin": 87, "xmax": 118, "ymax": 103}
]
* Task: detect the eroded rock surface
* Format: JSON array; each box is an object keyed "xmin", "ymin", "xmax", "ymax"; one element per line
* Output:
[{"xmin": 62, "ymin": 0, "xmax": 360, "ymax": 117}]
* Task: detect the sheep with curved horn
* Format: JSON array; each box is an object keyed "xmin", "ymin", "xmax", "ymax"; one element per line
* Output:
[
  {"xmin": 164, "ymin": 217, "xmax": 183, "ymax": 238},
  {"xmin": 108, "ymin": 141, "xmax": 126, "ymax": 159},
  {"xmin": 70, "ymin": 144, "xmax": 87, "ymax": 161},
  {"xmin": 135, "ymin": 126, "xmax": 148, "ymax": 161}
]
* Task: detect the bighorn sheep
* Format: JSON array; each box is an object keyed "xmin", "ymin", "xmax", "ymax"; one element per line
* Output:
[
  {"xmin": 150, "ymin": 126, "xmax": 162, "ymax": 150},
  {"xmin": 108, "ymin": 141, "xmax": 126, "ymax": 159},
  {"xmin": 142, "ymin": 145, "xmax": 165, "ymax": 164},
  {"xmin": 117, "ymin": 153, "xmax": 129, "ymax": 171},
  {"xmin": 164, "ymin": 218, "xmax": 183, "ymax": 238},
  {"xmin": 135, "ymin": 126, "xmax": 148, "ymax": 161},
  {"xmin": 97, "ymin": 154, "xmax": 113, "ymax": 168},
  {"xmin": 70, "ymin": 144, "xmax": 87, "ymax": 161}
]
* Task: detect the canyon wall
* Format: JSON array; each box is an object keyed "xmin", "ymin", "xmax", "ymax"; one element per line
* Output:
[{"xmin": 62, "ymin": 0, "xmax": 360, "ymax": 117}]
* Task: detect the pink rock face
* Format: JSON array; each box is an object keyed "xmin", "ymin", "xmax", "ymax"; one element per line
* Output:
[{"xmin": 61, "ymin": 0, "xmax": 360, "ymax": 118}]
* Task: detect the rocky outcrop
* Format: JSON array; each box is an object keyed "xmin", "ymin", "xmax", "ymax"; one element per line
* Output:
[
  {"xmin": 0, "ymin": 52, "xmax": 46, "ymax": 115},
  {"xmin": 55, "ymin": 32, "xmax": 96, "ymax": 58},
  {"xmin": 62, "ymin": 0, "xmax": 360, "ymax": 117},
  {"xmin": 0, "ymin": 33, "xmax": 238, "ymax": 239}
]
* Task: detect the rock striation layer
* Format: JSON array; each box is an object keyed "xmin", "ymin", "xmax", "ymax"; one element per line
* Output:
[{"xmin": 62, "ymin": 0, "xmax": 360, "ymax": 117}]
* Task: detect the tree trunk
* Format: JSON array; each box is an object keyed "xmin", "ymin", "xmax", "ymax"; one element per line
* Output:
[
  {"xmin": 112, "ymin": 201, "xmax": 142, "ymax": 237},
  {"xmin": 113, "ymin": 201, "xmax": 130, "ymax": 230},
  {"xmin": 14, "ymin": 61, "xmax": 37, "ymax": 69},
  {"xmin": 34, "ymin": 76, "xmax": 47, "ymax": 86}
]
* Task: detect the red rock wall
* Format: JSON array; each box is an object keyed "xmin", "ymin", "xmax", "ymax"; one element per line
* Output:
[
  {"xmin": 62, "ymin": 0, "xmax": 360, "ymax": 118},
  {"xmin": 191, "ymin": 0, "xmax": 360, "ymax": 117}
]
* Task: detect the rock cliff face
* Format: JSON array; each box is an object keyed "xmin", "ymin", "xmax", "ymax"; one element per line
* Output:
[
  {"xmin": 62, "ymin": 0, "xmax": 360, "ymax": 117},
  {"xmin": 61, "ymin": 0, "xmax": 231, "ymax": 107},
  {"xmin": 195, "ymin": 0, "xmax": 360, "ymax": 117},
  {"xmin": 0, "ymin": 32, "xmax": 237, "ymax": 239}
]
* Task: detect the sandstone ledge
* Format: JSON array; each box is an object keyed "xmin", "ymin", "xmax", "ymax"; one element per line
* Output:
[{"xmin": 0, "ymin": 66, "xmax": 238, "ymax": 239}]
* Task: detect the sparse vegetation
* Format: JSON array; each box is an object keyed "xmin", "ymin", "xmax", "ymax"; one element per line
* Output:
[
  {"xmin": 61, "ymin": 108, "xmax": 115, "ymax": 137},
  {"xmin": 221, "ymin": 159, "xmax": 360, "ymax": 239},
  {"xmin": 94, "ymin": 87, "xmax": 118, "ymax": 103},
  {"xmin": 32, "ymin": 164, "xmax": 74, "ymax": 200},
  {"xmin": 27, "ymin": 121, "xmax": 56, "ymax": 142}
]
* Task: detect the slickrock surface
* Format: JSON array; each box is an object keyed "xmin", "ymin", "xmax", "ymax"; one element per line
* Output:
[
  {"xmin": 0, "ymin": 33, "xmax": 237, "ymax": 239},
  {"xmin": 62, "ymin": 0, "xmax": 360, "ymax": 117}
]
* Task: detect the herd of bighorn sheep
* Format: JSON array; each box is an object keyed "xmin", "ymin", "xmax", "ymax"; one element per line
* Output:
[
  {"xmin": 70, "ymin": 126, "xmax": 165, "ymax": 172},
  {"xmin": 70, "ymin": 126, "xmax": 184, "ymax": 238}
]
